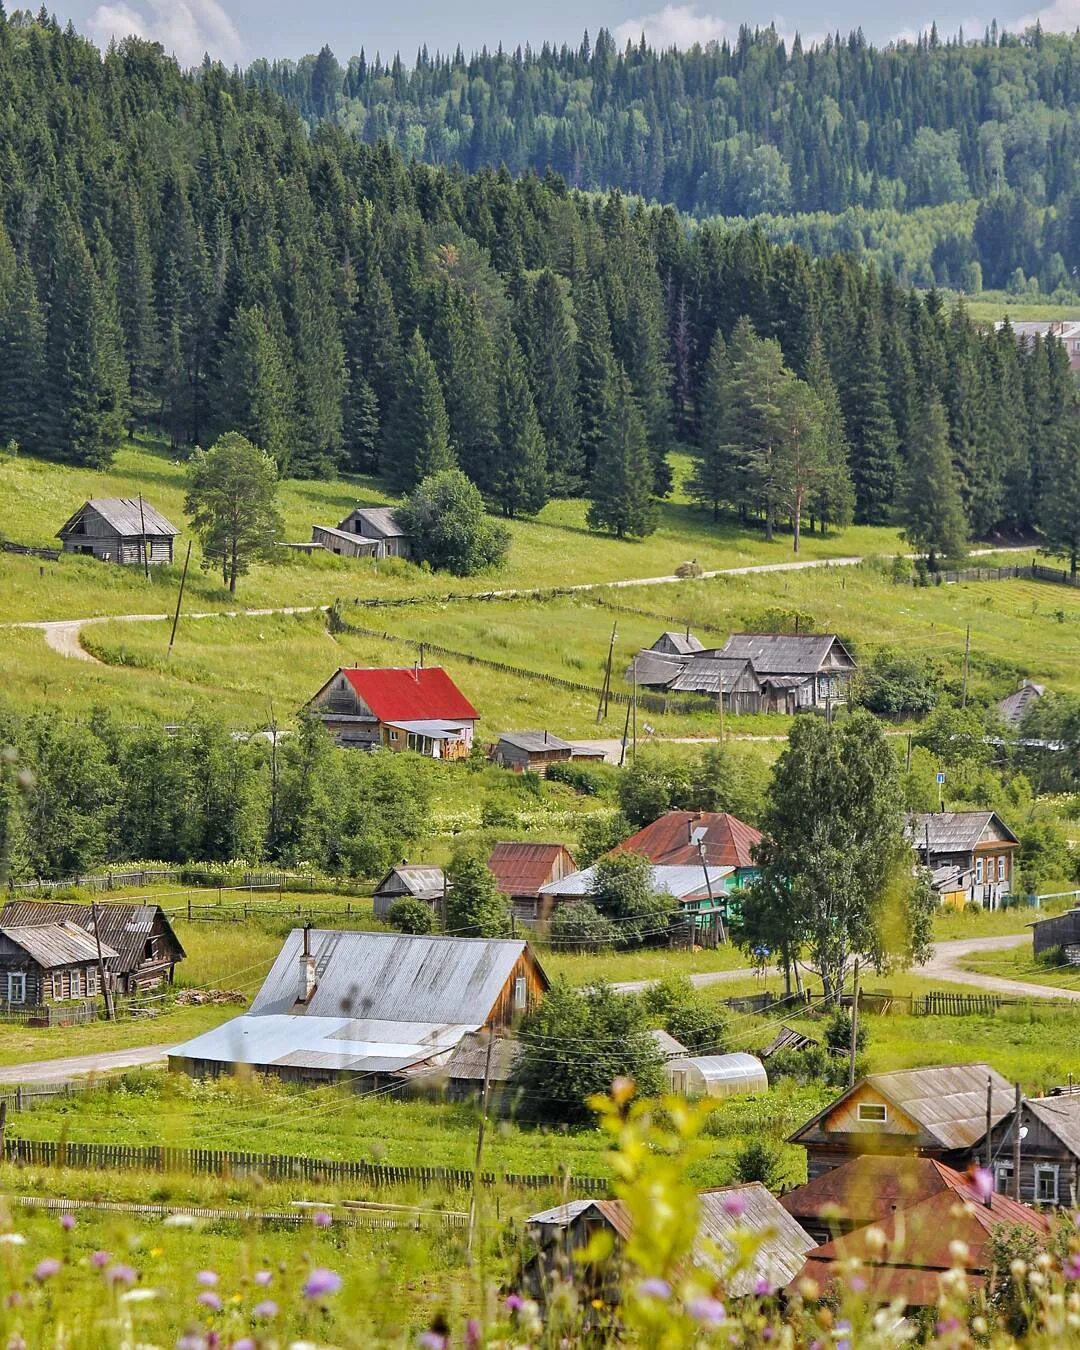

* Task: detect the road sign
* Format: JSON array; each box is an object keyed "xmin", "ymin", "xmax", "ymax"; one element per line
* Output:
[{"xmin": 936, "ymin": 772, "xmax": 946, "ymax": 784}]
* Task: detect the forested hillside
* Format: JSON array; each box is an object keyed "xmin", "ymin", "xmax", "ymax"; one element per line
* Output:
[
  {"xmin": 248, "ymin": 26, "xmax": 1080, "ymax": 295},
  {"xmin": 0, "ymin": 10, "xmax": 1078, "ymax": 562}
]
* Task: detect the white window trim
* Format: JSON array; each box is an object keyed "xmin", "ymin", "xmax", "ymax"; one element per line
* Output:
[
  {"xmin": 975, "ymin": 857, "xmax": 984, "ymax": 884},
  {"xmin": 1034, "ymin": 1163, "xmax": 1059, "ymax": 1204},
  {"xmin": 71, "ymin": 969, "xmax": 82, "ymax": 998},
  {"xmin": 998, "ymin": 856, "xmax": 1006, "ymax": 882},
  {"xmin": 857, "ymin": 1102, "xmax": 888, "ymax": 1123},
  {"xmin": 6, "ymin": 972, "xmax": 26, "ymax": 1005},
  {"xmin": 513, "ymin": 976, "xmax": 527, "ymax": 1011},
  {"xmin": 995, "ymin": 1161, "xmax": 1014, "ymax": 1193}
]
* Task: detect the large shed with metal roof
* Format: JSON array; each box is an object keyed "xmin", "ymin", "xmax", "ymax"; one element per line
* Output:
[
  {"xmin": 57, "ymin": 497, "xmax": 179, "ymax": 565},
  {"xmin": 487, "ymin": 842, "xmax": 578, "ymax": 924}
]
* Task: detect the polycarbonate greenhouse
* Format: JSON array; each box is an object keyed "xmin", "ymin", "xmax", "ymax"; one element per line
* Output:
[{"xmin": 665, "ymin": 1052, "xmax": 769, "ymax": 1099}]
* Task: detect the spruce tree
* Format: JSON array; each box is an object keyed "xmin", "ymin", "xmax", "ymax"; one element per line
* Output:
[
  {"xmin": 843, "ymin": 305, "xmax": 899, "ymax": 524},
  {"xmin": 900, "ymin": 394, "xmax": 968, "ymax": 564},
  {"xmin": 804, "ymin": 333, "xmax": 854, "ymax": 531},
  {"xmin": 575, "ymin": 278, "xmax": 618, "ymax": 482},
  {"xmin": 386, "ymin": 330, "xmax": 455, "ymax": 492},
  {"xmin": 492, "ymin": 331, "xmax": 548, "ymax": 517},
  {"xmin": 520, "ymin": 269, "xmax": 582, "ymax": 495},
  {"xmin": 214, "ymin": 304, "xmax": 292, "ymax": 470},
  {"xmin": 343, "ymin": 371, "xmax": 380, "ymax": 474},
  {"xmin": 0, "ymin": 250, "xmax": 45, "ymax": 453},
  {"xmin": 430, "ymin": 286, "xmax": 499, "ymax": 493},
  {"xmin": 587, "ymin": 366, "xmax": 657, "ymax": 539},
  {"xmin": 689, "ymin": 328, "xmax": 735, "ymax": 521},
  {"xmin": 1039, "ymin": 398, "xmax": 1080, "ymax": 576}
]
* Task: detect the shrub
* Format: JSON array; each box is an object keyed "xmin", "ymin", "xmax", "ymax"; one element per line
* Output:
[
  {"xmin": 733, "ymin": 1137, "xmax": 790, "ymax": 1189},
  {"xmin": 549, "ymin": 899, "xmax": 617, "ymax": 950},
  {"xmin": 665, "ymin": 998, "xmax": 730, "ymax": 1055},
  {"xmin": 853, "ymin": 647, "xmax": 941, "ymax": 717},
  {"xmin": 545, "ymin": 761, "xmax": 606, "ymax": 795},
  {"xmin": 396, "ymin": 468, "xmax": 510, "ymax": 575},
  {"xmin": 824, "ymin": 1005, "xmax": 869, "ymax": 1058},
  {"xmin": 1035, "ymin": 944, "xmax": 1064, "ymax": 968},
  {"xmin": 385, "ymin": 897, "xmax": 435, "ymax": 934}
]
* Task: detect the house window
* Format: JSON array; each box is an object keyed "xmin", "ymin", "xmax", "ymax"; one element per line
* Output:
[
  {"xmin": 996, "ymin": 1162, "xmax": 1014, "ymax": 1193},
  {"xmin": 975, "ymin": 857, "xmax": 984, "ymax": 884},
  {"xmin": 1035, "ymin": 1165, "xmax": 1059, "ymax": 1204},
  {"xmin": 857, "ymin": 1102, "xmax": 888, "ymax": 1123},
  {"xmin": 7, "ymin": 972, "xmax": 25, "ymax": 1005},
  {"xmin": 513, "ymin": 976, "xmax": 527, "ymax": 1012},
  {"xmin": 70, "ymin": 969, "xmax": 82, "ymax": 998},
  {"xmin": 144, "ymin": 938, "xmax": 157, "ymax": 960},
  {"xmin": 998, "ymin": 856, "xmax": 1006, "ymax": 882}
]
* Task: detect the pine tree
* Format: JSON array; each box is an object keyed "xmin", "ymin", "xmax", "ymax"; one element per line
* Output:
[
  {"xmin": 587, "ymin": 366, "xmax": 657, "ymax": 539},
  {"xmin": 492, "ymin": 331, "xmax": 548, "ymax": 517},
  {"xmin": 284, "ymin": 243, "xmax": 345, "ymax": 477},
  {"xmin": 900, "ymin": 394, "xmax": 968, "ymax": 564},
  {"xmin": 386, "ymin": 330, "xmax": 455, "ymax": 491},
  {"xmin": 214, "ymin": 304, "xmax": 292, "ymax": 469},
  {"xmin": 575, "ymin": 279, "xmax": 618, "ymax": 482},
  {"xmin": 343, "ymin": 371, "xmax": 379, "ymax": 474},
  {"xmin": 430, "ymin": 286, "xmax": 499, "ymax": 493},
  {"xmin": 113, "ymin": 186, "xmax": 158, "ymax": 435},
  {"xmin": 520, "ymin": 269, "xmax": 581, "ymax": 495},
  {"xmin": 350, "ymin": 265, "xmax": 401, "ymax": 473}
]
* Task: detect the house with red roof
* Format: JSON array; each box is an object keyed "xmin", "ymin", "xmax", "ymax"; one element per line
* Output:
[
  {"xmin": 306, "ymin": 667, "xmax": 478, "ymax": 758},
  {"xmin": 612, "ymin": 810, "xmax": 762, "ymax": 886},
  {"xmin": 487, "ymin": 842, "xmax": 577, "ymax": 924}
]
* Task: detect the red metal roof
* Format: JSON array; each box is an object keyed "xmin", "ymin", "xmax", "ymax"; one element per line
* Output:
[
  {"xmin": 341, "ymin": 667, "xmax": 478, "ymax": 724},
  {"xmin": 613, "ymin": 811, "xmax": 762, "ymax": 869},
  {"xmin": 488, "ymin": 843, "xmax": 576, "ymax": 898}
]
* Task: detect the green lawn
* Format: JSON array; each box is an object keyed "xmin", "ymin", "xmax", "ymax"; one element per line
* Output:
[{"xmin": 959, "ymin": 945, "xmax": 1080, "ymax": 996}]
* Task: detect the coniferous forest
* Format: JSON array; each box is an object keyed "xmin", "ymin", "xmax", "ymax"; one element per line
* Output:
[{"xmin": 0, "ymin": 10, "xmax": 1079, "ymax": 561}]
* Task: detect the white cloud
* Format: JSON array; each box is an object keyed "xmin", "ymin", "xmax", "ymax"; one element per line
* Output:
[
  {"xmin": 1012, "ymin": 0, "xmax": 1080, "ymax": 31},
  {"xmin": 613, "ymin": 4, "xmax": 729, "ymax": 49},
  {"xmin": 88, "ymin": 0, "xmax": 243, "ymax": 67}
]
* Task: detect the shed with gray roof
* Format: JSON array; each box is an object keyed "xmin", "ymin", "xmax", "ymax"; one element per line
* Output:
[
  {"xmin": 335, "ymin": 506, "xmax": 412, "ymax": 558},
  {"xmin": 371, "ymin": 865, "xmax": 446, "ymax": 920},
  {"xmin": 57, "ymin": 498, "xmax": 179, "ymax": 565}
]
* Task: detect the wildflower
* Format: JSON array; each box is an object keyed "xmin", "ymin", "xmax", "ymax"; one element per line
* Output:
[
  {"xmin": 197, "ymin": 1270, "xmax": 219, "ymax": 1287},
  {"xmin": 5, "ymin": 1293, "xmax": 22, "ymax": 1308},
  {"xmin": 106, "ymin": 1264, "xmax": 137, "ymax": 1288},
  {"xmin": 254, "ymin": 1300, "xmax": 278, "ymax": 1319},
  {"xmin": 0, "ymin": 1234, "xmax": 26, "ymax": 1246},
  {"xmin": 971, "ymin": 1167, "xmax": 993, "ymax": 1204},
  {"xmin": 862, "ymin": 1227, "xmax": 886, "ymax": 1256},
  {"xmin": 687, "ymin": 1296, "xmax": 726, "ymax": 1327},
  {"xmin": 848, "ymin": 1275, "xmax": 867, "ymax": 1293},
  {"xmin": 90, "ymin": 1250, "xmax": 110, "ymax": 1269},
  {"xmin": 637, "ymin": 1277, "xmax": 671, "ymax": 1300},
  {"xmin": 7, "ymin": 1338, "xmax": 27, "ymax": 1350},
  {"xmin": 948, "ymin": 1239, "xmax": 970, "ymax": 1265},
  {"xmin": 312, "ymin": 1211, "xmax": 332, "ymax": 1229},
  {"xmin": 418, "ymin": 1335, "xmax": 446, "ymax": 1350},
  {"xmin": 303, "ymin": 1268, "xmax": 342, "ymax": 1299},
  {"xmin": 464, "ymin": 1319, "xmax": 482, "ymax": 1349},
  {"xmin": 721, "ymin": 1192, "xmax": 746, "ymax": 1218},
  {"xmin": 504, "ymin": 1294, "xmax": 524, "ymax": 1312},
  {"xmin": 753, "ymin": 1276, "xmax": 771, "ymax": 1296},
  {"xmin": 176, "ymin": 1337, "xmax": 206, "ymax": 1350},
  {"xmin": 232, "ymin": 1341, "xmax": 256, "ymax": 1350},
  {"xmin": 34, "ymin": 1258, "xmax": 62, "ymax": 1282},
  {"xmin": 1064, "ymin": 1254, "xmax": 1080, "ymax": 1281},
  {"xmin": 197, "ymin": 1291, "xmax": 223, "ymax": 1312},
  {"xmin": 59, "ymin": 1214, "xmax": 76, "ymax": 1232}
]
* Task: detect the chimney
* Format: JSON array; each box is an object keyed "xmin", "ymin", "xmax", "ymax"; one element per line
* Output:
[{"xmin": 299, "ymin": 923, "xmax": 316, "ymax": 1004}]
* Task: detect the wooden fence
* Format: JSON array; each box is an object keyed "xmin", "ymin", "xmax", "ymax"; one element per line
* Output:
[
  {"xmin": 3, "ymin": 1137, "xmax": 608, "ymax": 1195},
  {"xmin": 1, "ymin": 540, "xmax": 60, "ymax": 562},
  {"xmin": 12, "ymin": 1194, "xmax": 468, "ymax": 1230},
  {"xmin": 905, "ymin": 562, "xmax": 1080, "ymax": 589}
]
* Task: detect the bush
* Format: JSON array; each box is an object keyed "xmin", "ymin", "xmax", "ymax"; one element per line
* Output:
[
  {"xmin": 824, "ymin": 1006, "xmax": 869, "ymax": 1058},
  {"xmin": 549, "ymin": 899, "xmax": 617, "ymax": 950},
  {"xmin": 733, "ymin": 1137, "xmax": 790, "ymax": 1189},
  {"xmin": 545, "ymin": 761, "xmax": 607, "ymax": 795},
  {"xmin": 576, "ymin": 811, "xmax": 630, "ymax": 866},
  {"xmin": 385, "ymin": 897, "xmax": 435, "ymax": 934},
  {"xmin": 444, "ymin": 851, "xmax": 511, "ymax": 937},
  {"xmin": 665, "ymin": 998, "xmax": 731, "ymax": 1055},
  {"xmin": 853, "ymin": 648, "xmax": 941, "ymax": 717},
  {"xmin": 588, "ymin": 852, "xmax": 678, "ymax": 946},
  {"xmin": 1035, "ymin": 944, "xmax": 1064, "ymax": 968},
  {"xmin": 765, "ymin": 1043, "xmax": 850, "ymax": 1090},
  {"xmin": 396, "ymin": 468, "xmax": 510, "ymax": 575}
]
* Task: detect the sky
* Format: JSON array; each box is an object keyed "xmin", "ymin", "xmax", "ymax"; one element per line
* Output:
[{"xmin": 46, "ymin": 0, "xmax": 1080, "ymax": 71}]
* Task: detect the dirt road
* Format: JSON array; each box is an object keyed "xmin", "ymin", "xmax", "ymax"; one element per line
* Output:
[{"xmin": 0, "ymin": 1044, "xmax": 172, "ymax": 1085}]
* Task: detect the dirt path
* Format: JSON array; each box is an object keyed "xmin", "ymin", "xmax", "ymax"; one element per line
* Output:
[{"xmin": 0, "ymin": 1044, "xmax": 172, "ymax": 1084}]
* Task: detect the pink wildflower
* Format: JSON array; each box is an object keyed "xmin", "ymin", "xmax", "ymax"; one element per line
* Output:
[
  {"xmin": 105, "ymin": 1264, "xmax": 137, "ymax": 1287},
  {"xmin": 972, "ymin": 1167, "xmax": 994, "ymax": 1204},
  {"xmin": 688, "ymin": 1296, "xmax": 726, "ymax": 1326},
  {"xmin": 303, "ymin": 1268, "xmax": 342, "ymax": 1299},
  {"xmin": 721, "ymin": 1192, "xmax": 746, "ymax": 1217},
  {"xmin": 90, "ymin": 1251, "xmax": 110, "ymax": 1269},
  {"xmin": 504, "ymin": 1293, "xmax": 524, "ymax": 1312},
  {"xmin": 196, "ymin": 1271, "xmax": 218, "ymax": 1288},
  {"xmin": 59, "ymin": 1214, "xmax": 76, "ymax": 1232},
  {"xmin": 1064, "ymin": 1253, "xmax": 1080, "ymax": 1281},
  {"xmin": 34, "ymin": 1258, "xmax": 61, "ymax": 1282},
  {"xmin": 254, "ymin": 1270, "xmax": 272, "ymax": 1286},
  {"xmin": 253, "ymin": 1300, "xmax": 278, "ymax": 1318},
  {"xmin": 313, "ymin": 1210, "xmax": 332, "ymax": 1229},
  {"xmin": 196, "ymin": 1291, "xmax": 222, "ymax": 1312}
]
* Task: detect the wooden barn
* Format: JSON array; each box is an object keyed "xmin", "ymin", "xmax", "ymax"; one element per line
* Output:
[
  {"xmin": 491, "ymin": 731, "xmax": 574, "ymax": 772},
  {"xmin": 336, "ymin": 507, "xmax": 412, "ymax": 559},
  {"xmin": 665, "ymin": 655, "xmax": 765, "ymax": 712},
  {"xmin": 0, "ymin": 901, "xmax": 184, "ymax": 995},
  {"xmin": 169, "ymin": 929, "xmax": 548, "ymax": 1088},
  {"xmin": 0, "ymin": 922, "xmax": 115, "ymax": 1011},
  {"xmin": 371, "ymin": 865, "xmax": 446, "ymax": 920},
  {"xmin": 57, "ymin": 498, "xmax": 179, "ymax": 565},
  {"xmin": 715, "ymin": 633, "xmax": 857, "ymax": 711},
  {"xmin": 306, "ymin": 667, "xmax": 478, "ymax": 757},
  {"xmin": 487, "ymin": 842, "xmax": 578, "ymax": 924}
]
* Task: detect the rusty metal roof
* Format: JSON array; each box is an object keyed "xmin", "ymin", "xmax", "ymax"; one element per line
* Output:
[
  {"xmin": 0, "ymin": 922, "xmax": 117, "ymax": 968},
  {"xmin": 0, "ymin": 901, "xmax": 184, "ymax": 974},
  {"xmin": 696, "ymin": 1184, "xmax": 817, "ymax": 1295},
  {"xmin": 789, "ymin": 1064, "xmax": 1014, "ymax": 1151},
  {"xmin": 905, "ymin": 812, "xmax": 1019, "ymax": 853},
  {"xmin": 613, "ymin": 811, "xmax": 762, "ymax": 869},
  {"xmin": 57, "ymin": 498, "xmax": 179, "ymax": 539},
  {"xmin": 781, "ymin": 1155, "xmax": 983, "ymax": 1229},
  {"xmin": 488, "ymin": 842, "xmax": 576, "ymax": 898}
]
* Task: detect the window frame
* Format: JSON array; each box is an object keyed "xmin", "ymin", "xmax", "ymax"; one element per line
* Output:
[
  {"xmin": 857, "ymin": 1102, "xmax": 888, "ymax": 1124},
  {"xmin": 513, "ymin": 975, "xmax": 527, "ymax": 1011},
  {"xmin": 6, "ymin": 972, "xmax": 26, "ymax": 1005},
  {"xmin": 998, "ymin": 855, "xmax": 1006, "ymax": 882},
  {"xmin": 995, "ymin": 1161, "xmax": 1014, "ymax": 1193},
  {"xmin": 70, "ymin": 968, "xmax": 82, "ymax": 998},
  {"xmin": 1034, "ymin": 1164, "xmax": 1059, "ymax": 1204},
  {"xmin": 975, "ymin": 856, "xmax": 984, "ymax": 884}
]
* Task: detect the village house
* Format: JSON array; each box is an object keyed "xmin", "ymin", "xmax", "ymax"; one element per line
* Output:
[
  {"xmin": 787, "ymin": 1064, "xmax": 1015, "ymax": 1180},
  {"xmin": 490, "ymin": 731, "xmax": 573, "ymax": 772},
  {"xmin": 305, "ymin": 666, "xmax": 478, "ymax": 757},
  {"xmin": 665, "ymin": 655, "xmax": 766, "ymax": 712},
  {"xmin": 338, "ymin": 506, "xmax": 412, "ymax": 558},
  {"xmin": 613, "ymin": 810, "xmax": 762, "ymax": 885},
  {"xmin": 906, "ymin": 811, "xmax": 1020, "ymax": 907},
  {"xmin": 537, "ymin": 861, "xmax": 736, "ymax": 940},
  {"xmin": 0, "ymin": 922, "xmax": 115, "ymax": 1013},
  {"xmin": 487, "ymin": 842, "xmax": 578, "ymax": 925},
  {"xmin": 786, "ymin": 1155, "xmax": 1049, "ymax": 1308},
  {"xmin": 169, "ymin": 928, "xmax": 549, "ymax": 1088},
  {"xmin": 715, "ymin": 634, "xmax": 857, "ymax": 712},
  {"xmin": 983, "ymin": 1091, "xmax": 1080, "ymax": 1205},
  {"xmin": 650, "ymin": 631, "xmax": 705, "ymax": 658},
  {"xmin": 1031, "ymin": 906, "xmax": 1080, "ymax": 964},
  {"xmin": 523, "ymin": 1184, "xmax": 815, "ymax": 1305},
  {"xmin": 998, "ymin": 681, "xmax": 1045, "ymax": 729},
  {"xmin": 0, "ymin": 901, "xmax": 185, "ymax": 995},
  {"xmin": 371, "ymin": 865, "xmax": 446, "ymax": 921},
  {"xmin": 57, "ymin": 497, "xmax": 179, "ymax": 565}
]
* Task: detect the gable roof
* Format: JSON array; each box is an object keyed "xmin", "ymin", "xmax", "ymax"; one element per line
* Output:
[
  {"xmin": 696, "ymin": 1184, "xmax": 818, "ymax": 1295},
  {"xmin": 998, "ymin": 683, "xmax": 1045, "ymax": 728},
  {"xmin": 249, "ymin": 929, "xmax": 544, "ymax": 1024},
  {"xmin": 788, "ymin": 1064, "xmax": 1014, "ymax": 1151},
  {"xmin": 0, "ymin": 922, "xmax": 117, "ymax": 968},
  {"xmin": 341, "ymin": 506, "xmax": 408, "ymax": 538},
  {"xmin": 666, "ymin": 657, "xmax": 762, "ymax": 696},
  {"xmin": 488, "ymin": 842, "xmax": 576, "ymax": 898},
  {"xmin": 371, "ymin": 866, "xmax": 445, "ymax": 899},
  {"xmin": 651, "ymin": 631, "xmax": 704, "ymax": 655},
  {"xmin": 905, "ymin": 812, "xmax": 1020, "ymax": 853},
  {"xmin": 1025, "ymin": 1095, "xmax": 1080, "ymax": 1159},
  {"xmin": 0, "ymin": 901, "xmax": 184, "ymax": 974},
  {"xmin": 781, "ymin": 1154, "xmax": 984, "ymax": 1230},
  {"xmin": 626, "ymin": 651, "xmax": 688, "ymax": 688},
  {"xmin": 58, "ymin": 498, "xmax": 179, "ymax": 539},
  {"xmin": 613, "ymin": 811, "xmax": 762, "ymax": 870},
  {"xmin": 495, "ymin": 731, "xmax": 573, "ymax": 754},
  {"xmin": 338, "ymin": 668, "xmax": 478, "ymax": 724},
  {"xmin": 717, "ymin": 633, "xmax": 855, "ymax": 675}
]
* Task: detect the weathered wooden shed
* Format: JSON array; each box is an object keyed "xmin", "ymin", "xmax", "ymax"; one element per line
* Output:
[
  {"xmin": 665, "ymin": 655, "xmax": 765, "ymax": 712},
  {"xmin": 1031, "ymin": 907, "xmax": 1080, "ymax": 963},
  {"xmin": 487, "ymin": 842, "xmax": 577, "ymax": 924},
  {"xmin": 336, "ymin": 507, "xmax": 412, "ymax": 558},
  {"xmin": 310, "ymin": 525, "xmax": 380, "ymax": 558},
  {"xmin": 491, "ymin": 731, "xmax": 574, "ymax": 772},
  {"xmin": 371, "ymin": 865, "xmax": 446, "ymax": 920},
  {"xmin": 57, "ymin": 498, "xmax": 179, "ymax": 565}
]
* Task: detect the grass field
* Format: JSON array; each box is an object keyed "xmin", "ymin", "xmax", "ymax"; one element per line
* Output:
[{"xmin": 959, "ymin": 945, "xmax": 1080, "ymax": 995}]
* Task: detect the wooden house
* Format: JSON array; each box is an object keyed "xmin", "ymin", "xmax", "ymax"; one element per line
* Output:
[
  {"xmin": 306, "ymin": 667, "xmax": 478, "ymax": 757},
  {"xmin": 983, "ymin": 1093, "xmax": 1080, "ymax": 1206},
  {"xmin": 0, "ymin": 922, "xmax": 116, "ymax": 1010},
  {"xmin": 371, "ymin": 865, "xmax": 445, "ymax": 920},
  {"xmin": 649, "ymin": 631, "xmax": 704, "ymax": 657},
  {"xmin": 487, "ymin": 842, "xmax": 577, "ymax": 924},
  {"xmin": 1031, "ymin": 907, "xmax": 1080, "ymax": 963},
  {"xmin": 57, "ymin": 498, "xmax": 179, "ymax": 565},
  {"xmin": 0, "ymin": 901, "xmax": 184, "ymax": 995},
  {"xmin": 715, "ymin": 634, "xmax": 857, "ymax": 712},
  {"xmin": 998, "ymin": 681, "xmax": 1045, "ymax": 729},
  {"xmin": 1003, "ymin": 318, "xmax": 1080, "ymax": 372},
  {"xmin": 665, "ymin": 655, "xmax": 765, "ymax": 712},
  {"xmin": 491, "ymin": 731, "xmax": 574, "ymax": 772},
  {"xmin": 905, "ymin": 811, "xmax": 1020, "ymax": 907},
  {"xmin": 310, "ymin": 524, "xmax": 381, "ymax": 558},
  {"xmin": 613, "ymin": 810, "xmax": 762, "ymax": 884},
  {"xmin": 787, "ymin": 1064, "xmax": 1015, "ymax": 1180},
  {"xmin": 336, "ymin": 506, "xmax": 412, "ymax": 558},
  {"xmin": 169, "ymin": 929, "xmax": 548, "ymax": 1088}
]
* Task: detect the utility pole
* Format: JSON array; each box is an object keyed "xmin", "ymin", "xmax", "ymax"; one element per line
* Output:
[
  {"xmin": 983, "ymin": 1075, "xmax": 993, "ymax": 1201},
  {"xmin": 467, "ymin": 1031, "xmax": 496, "ymax": 1259},
  {"xmin": 631, "ymin": 656, "xmax": 638, "ymax": 762},
  {"xmin": 618, "ymin": 694, "xmax": 632, "ymax": 768},
  {"xmin": 138, "ymin": 492, "xmax": 149, "ymax": 581},
  {"xmin": 847, "ymin": 958, "xmax": 859, "ymax": 1089},
  {"xmin": 961, "ymin": 625, "xmax": 971, "ymax": 710},
  {"xmin": 1012, "ymin": 1081, "xmax": 1022, "ymax": 1202},
  {"xmin": 596, "ymin": 624, "xmax": 617, "ymax": 723},
  {"xmin": 90, "ymin": 900, "xmax": 114, "ymax": 1021},
  {"xmin": 696, "ymin": 836, "xmax": 725, "ymax": 945},
  {"xmin": 268, "ymin": 701, "xmax": 279, "ymax": 853},
  {"xmin": 168, "ymin": 541, "xmax": 192, "ymax": 657}
]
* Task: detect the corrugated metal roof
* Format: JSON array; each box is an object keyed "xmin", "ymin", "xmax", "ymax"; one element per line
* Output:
[
  {"xmin": 718, "ymin": 633, "xmax": 855, "ymax": 675},
  {"xmin": 538, "ymin": 863, "xmax": 733, "ymax": 901},
  {"xmin": 58, "ymin": 498, "xmax": 179, "ymax": 538},
  {"xmin": 495, "ymin": 731, "xmax": 573, "ymax": 754},
  {"xmin": 342, "ymin": 506, "xmax": 408, "ymax": 537},
  {"xmin": 440, "ymin": 1032, "xmax": 521, "ymax": 1082},
  {"xmin": 0, "ymin": 901, "xmax": 184, "ymax": 974},
  {"xmin": 651, "ymin": 632, "xmax": 705, "ymax": 655},
  {"xmin": 341, "ymin": 668, "xmax": 478, "ymax": 724},
  {"xmin": 625, "ymin": 652, "xmax": 687, "ymax": 689},
  {"xmin": 614, "ymin": 811, "xmax": 762, "ymax": 870},
  {"xmin": 781, "ymin": 1155, "xmax": 981, "ymax": 1228},
  {"xmin": 649, "ymin": 1028, "xmax": 688, "ymax": 1058},
  {"xmin": 906, "ymin": 812, "xmax": 1019, "ymax": 853},
  {"xmin": 249, "ymin": 929, "xmax": 533, "ymax": 1024},
  {"xmin": 372, "ymin": 866, "xmax": 445, "ymax": 899},
  {"xmin": 488, "ymin": 842, "xmax": 576, "ymax": 898},
  {"xmin": 525, "ymin": 1198, "xmax": 633, "ymax": 1242},
  {"xmin": 168, "ymin": 1012, "xmax": 473, "ymax": 1074},
  {"xmin": 696, "ymin": 1184, "xmax": 817, "ymax": 1295},
  {"xmin": 666, "ymin": 657, "xmax": 760, "ymax": 696},
  {"xmin": 0, "ymin": 923, "xmax": 117, "ymax": 967},
  {"xmin": 1026, "ymin": 1096, "xmax": 1080, "ymax": 1159}
]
